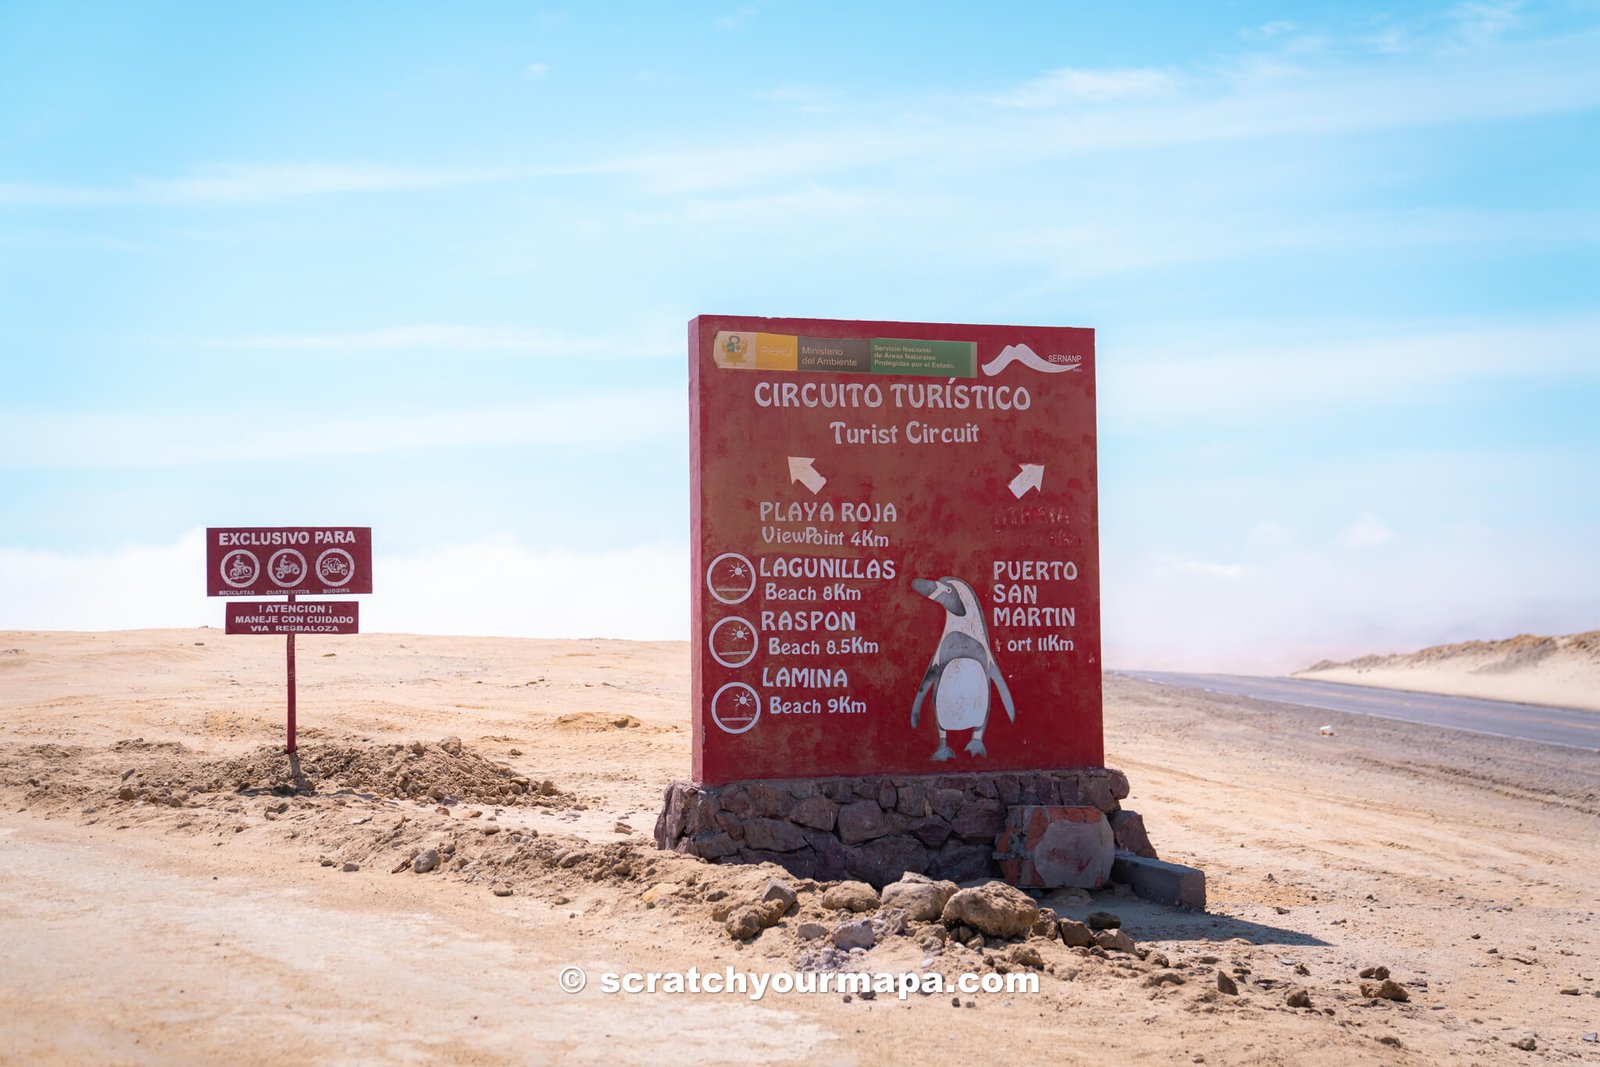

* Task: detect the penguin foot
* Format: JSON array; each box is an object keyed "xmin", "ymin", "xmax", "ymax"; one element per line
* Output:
[
  {"xmin": 964, "ymin": 737, "xmax": 988, "ymax": 757},
  {"xmin": 931, "ymin": 743, "xmax": 954, "ymax": 762}
]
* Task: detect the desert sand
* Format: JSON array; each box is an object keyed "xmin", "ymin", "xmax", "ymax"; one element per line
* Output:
[
  {"xmin": 2, "ymin": 628, "xmax": 1598, "ymax": 1065},
  {"xmin": 1295, "ymin": 631, "xmax": 1600, "ymax": 713}
]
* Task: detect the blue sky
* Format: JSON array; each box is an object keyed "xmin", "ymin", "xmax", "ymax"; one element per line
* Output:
[{"xmin": 1, "ymin": 0, "xmax": 1596, "ymax": 669}]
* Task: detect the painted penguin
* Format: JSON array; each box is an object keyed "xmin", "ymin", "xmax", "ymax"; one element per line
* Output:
[{"xmin": 909, "ymin": 576, "xmax": 1016, "ymax": 761}]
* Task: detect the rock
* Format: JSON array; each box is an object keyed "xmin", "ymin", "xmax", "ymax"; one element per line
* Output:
[
  {"xmin": 1143, "ymin": 971, "xmax": 1186, "ymax": 988},
  {"xmin": 412, "ymin": 849, "xmax": 440, "ymax": 874},
  {"xmin": 940, "ymin": 881, "xmax": 1039, "ymax": 940},
  {"xmin": 1094, "ymin": 928, "xmax": 1136, "ymax": 953},
  {"xmin": 725, "ymin": 900, "xmax": 786, "ymax": 941},
  {"xmin": 640, "ymin": 883, "xmax": 678, "ymax": 906},
  {"xmin": 797, "ymin": 922, "xmax": 828, "ymax": 941},
  {"xmin": 1581, "ymin": 1032, "xmax": 1597, "ymax": 1043},
  {"xmin": 950, "ymin": 798, "xmax": 1007, "ymax": 841},
  {"xmin": 320, "ymin": 858, "xmax": 335, "ymax": 867},
  {"xmin": 1009, "ymin": 944, "xmax": 1045, "ymax": 969},
  {"xmin": 492, "ymin": 884, "xmax": 513, "ymax": 897},
  {"xmin": 764, "ymin": 883, "xmax": 800, "ymax": 915},
  {"xmin": 995, "ymin": 805, "xmax": 1115, "ymax": 889},
  {"xmin": 896, "ymin": 784, "xmax": 927, "ymax": 818},
  {"xmin": 725, "ymin": 908, "xmax": 766, "ymax": 941},
  {"xmin": 440, "ymin": 737, "xmax": 463, "ymax": 755},
  {"xmin": 1286, "ymin": 987, "xmax": 1312, "ymax": 1008},
  {"xmin": 930, "ymin": 788, "xmax": 964, "ymax": 821},
  {"xmin": 789, "ymin": 795, "xmax": 838, "ymax": 831},
  {"xmin": 1108, "ymin": 810, "xmax": 1157, "ymax": 859},
  {"xmin": 1358, "ymin": 965, "xmax": 1390, "ymax": 980},
  {"xmin": 743, "ymin": 818, "xmax": 808, "ymax": 853},
  {"xmin": 930, "ymin": 840, "xmax": 991, "ymax": 883},
  {"xmin": 836, "ymin": 800, "xmax": 892, "ymax": 844},
  {"xmin": 821, "ymin": 881, "xmax": 879, "ymax": 913},
  {"xmin": 906, "ymin": 816, "xmax": 953, "ymax": 848},
  {"xmin": 1085, "ymin": 910, "xmax": 1121, "ymax": 930},
  {"xmin": 341, "ymin": 862, "xmax": 359, "ymax": 873},
  {"xmin": 833, "ymin": 919, "xmax": 876, "ymax": 951},
  {"xmin": 846, "ymin": 835, "xmax": 929, "ymax": 886},
  {"xmin": 746, "ymin": 783, "xmax": 792, "ymax": 819},
  {"xmin": 881, "ymin": 876, "xmax": 958, "ymax": 922},
  {"xmin": 1361, "ymin": 979, "xmax": 1410, "ymax": 1002},
  {"xmin": 688, "ymin": 832, "xmax": 740, "ymax": 860},
  {"xmin": 1058, "ymin": 919, "xmax": 1096, "ymax": 948},
  {"xmin": 1216, "ymin": 971, "xmax": 1239, "ymax": 995},
  {"xmin": 1510, "ymin": 1036, "xmax": 1536, "ymax": 1051},
  {"xmin": 871, "ymin": 908, "xmax": 908, "ymax": 939}
]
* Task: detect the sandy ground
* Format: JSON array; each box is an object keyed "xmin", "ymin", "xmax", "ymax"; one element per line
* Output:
[
  {"xmin": 1296, "ymin": 632, "xmax": 1600, "ymax": 713},
  {"xmin": 2, "ymin": 629, "xmax": 1599, "ymax": 1066}
]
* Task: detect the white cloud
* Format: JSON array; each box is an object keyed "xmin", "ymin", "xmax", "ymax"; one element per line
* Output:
[
  {"xmin": 522, "ymin": 62, "xmax": 550, "ymax": 80},
  {"xmin": 370, "ymin": 539, "xmax": 687, "ymax": 639},
  {"xmin": 1344, "ymin": 518, "xmax": 1395, "ymax": 550},
  {"xmin": 1342, "ymin": 513, "xmax": 1395, "ymax": 547},
  {"xmin": 0, "ymin": 161, "xmax": 605, "ymax": 207},
  {"xmin": 187, "ymin": 323, "xmax": 677, "ymax": 359},
  {"xmin": 1100, "ymin": 317, "xmax": 1600, "ymax": 426},
  {"xmin": 1451, "ymin": 1, "xmax": 1526, "ymax": 47},
  {"xmin": 0, "ymin": 532, "xmax": 689, "ymax": 639},
  {"xmin": 715, "ymin": 5, "xmax": 758, "ymax": 30},
  {"xmin": 0, "ymin": 388, "xmax": 682, "ymax": 469},
  {"xmin": 983, "ymin": 67, "xmax": 1176, "ymax": 109}
]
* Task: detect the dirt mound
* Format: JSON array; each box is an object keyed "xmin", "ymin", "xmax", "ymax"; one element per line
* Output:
[
  {"xmin": 551, "ymin": 712, "xmax": 643, "ymax": 731},
  {"xmin": 191, "ymin": 738, "xmax": 577, "ymax": 807}
]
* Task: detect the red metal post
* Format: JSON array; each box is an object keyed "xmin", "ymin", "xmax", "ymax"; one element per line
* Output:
[{"xmin": 286, "ymin": 593, "xmax": 297, "ymax": 754}]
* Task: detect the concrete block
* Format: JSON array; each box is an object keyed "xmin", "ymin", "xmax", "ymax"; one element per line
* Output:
[{"xmin": 1110, "ymin": 850, "xmax": 1206, "ymax": 911}]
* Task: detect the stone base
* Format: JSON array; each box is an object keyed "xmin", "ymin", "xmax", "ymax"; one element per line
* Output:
[{"xmin": 653, "ymin": 768, "xmax": 1130, "ymax": 887}]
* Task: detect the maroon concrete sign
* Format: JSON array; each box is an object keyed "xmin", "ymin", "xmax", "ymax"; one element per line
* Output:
[
  {"xmin": 206, "ymin": 527, "xmax": 372, "ymax": 597},
  {"xmin": 225, "ymin": 601, "xmax": 359, "ymax": 635},
  {"xmin": 690, "ymin": 315, "xmax": 1101, "ymax": 785}
]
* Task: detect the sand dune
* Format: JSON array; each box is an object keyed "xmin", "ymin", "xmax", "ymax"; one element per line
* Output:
[{"xmin": 1294, "ymin": 630, "xmax": 1600, "ymax": 712}]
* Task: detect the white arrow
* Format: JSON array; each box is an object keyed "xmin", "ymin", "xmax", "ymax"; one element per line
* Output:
[
  {"xmin": 1008, "ymin": 463, "xmax": 1044, "ymax": 499},
  {"xmin": 787, "ymin": 456, "xmax": 827, "ymax": 495}
]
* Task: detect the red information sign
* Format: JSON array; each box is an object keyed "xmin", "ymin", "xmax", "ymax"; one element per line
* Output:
[
  {"xmin": 690, "ymin": 315, "xmax": 1102, "ymax": 785},
  {"xmin": 205, "ymin": 527, "xmax": 372, "ymax": 597},
  {"xmin": 225, "ymin": 601, "xmax": 360, "ymax": 635}
]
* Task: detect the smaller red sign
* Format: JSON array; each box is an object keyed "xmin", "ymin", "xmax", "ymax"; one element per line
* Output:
[
  {"xmin": 225, "ymin": 601, "xmax": 360, "ymax": 635},
  {"xmin": 206, "ymin": 527, "xmax": 372, "ymax": 597}
]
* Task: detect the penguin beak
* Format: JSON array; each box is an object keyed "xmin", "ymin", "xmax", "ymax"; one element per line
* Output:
[{"xmin": 911, "ymin": 577, "xmax": 965, "ymax": 616}]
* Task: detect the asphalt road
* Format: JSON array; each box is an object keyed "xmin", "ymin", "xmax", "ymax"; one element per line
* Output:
[{"xmin": 1118, "ymin": 671, "xmax": 1600, "ymax": 751}]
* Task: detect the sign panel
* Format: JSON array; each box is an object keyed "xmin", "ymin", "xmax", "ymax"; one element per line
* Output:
[
  {"xmin": 205, "ymin": 527, "xmax": 373, "ymax": 597},
  {"xmin": 225, "ymin": 601, "xmax": 360, "ymax": 635},
  {"xmin": 691, "ymin": 315, "xmax": 1102, "ymax": 785}
]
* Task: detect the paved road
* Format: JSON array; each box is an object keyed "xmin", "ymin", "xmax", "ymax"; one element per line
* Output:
[{"xmin": 1117, "ymin": 671, "xmax": 1600, "ymax": 751}]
